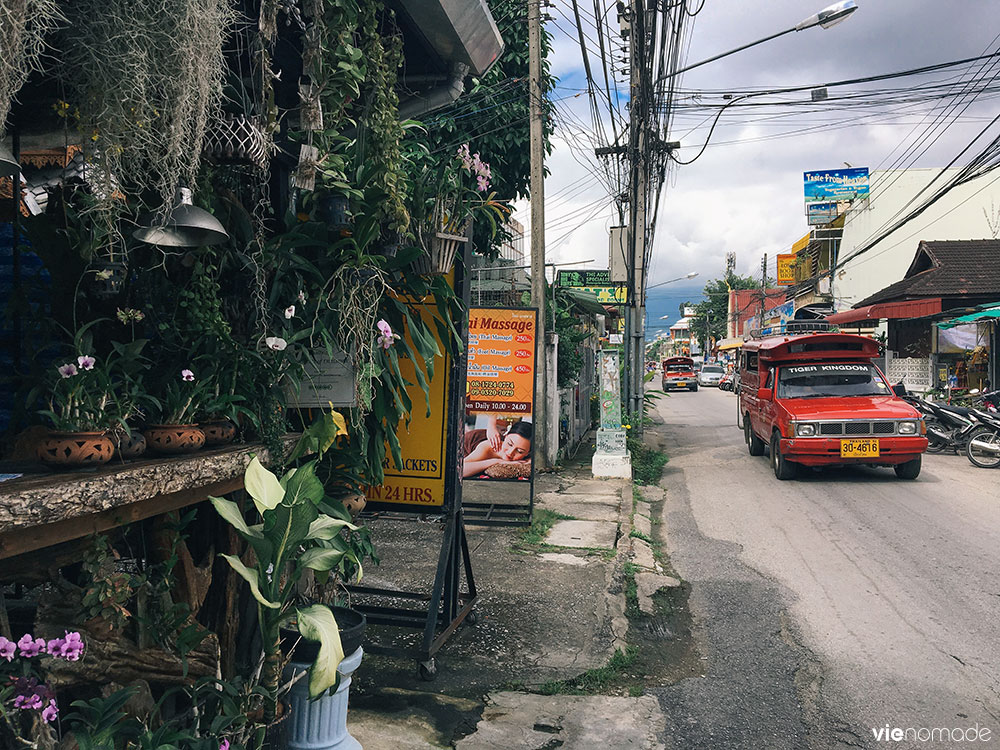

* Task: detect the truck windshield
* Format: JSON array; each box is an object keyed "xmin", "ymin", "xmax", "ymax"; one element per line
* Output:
[{"xmin": 777, "ymin": 363, "xmax": 889, "ymax": 399}]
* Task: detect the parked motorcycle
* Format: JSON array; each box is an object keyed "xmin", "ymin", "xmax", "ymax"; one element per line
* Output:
[
  {"xmin": 900, "ymin": 392, "xmax": 981, "ymax": 454},
  {"xmin": 966, "ymin": 408, "xmax": 1000, "ymax": 468}
]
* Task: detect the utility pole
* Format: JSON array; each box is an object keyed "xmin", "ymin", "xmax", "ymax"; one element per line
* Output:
[
  {"xmin": 759, "ymin": 253, "xmax": 767, "ymax": 325},
  {"xmin": 529, "ymin": 0, "xmax": 548, "ymax": 469},
  {"xmin": 626, "ymin": 0, "xmax": 648, "ymax": 425}
]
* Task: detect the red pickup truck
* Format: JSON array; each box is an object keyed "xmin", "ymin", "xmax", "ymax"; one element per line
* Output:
[
  {"xmin": 662, "ymin": 356, "xmax": 698, "ymax": 392},
  {"xmin": 738, "ymin": 330, "xmax": 927, "ymax": 480}
]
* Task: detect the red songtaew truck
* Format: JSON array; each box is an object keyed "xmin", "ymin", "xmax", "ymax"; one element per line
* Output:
[
  {"xmin": 662, "ymin": 356, "xmax": 698, "ymax": 392},
  {"xmin": 738, "ymin": 329, "xmax": 928, "ymax": 480}
]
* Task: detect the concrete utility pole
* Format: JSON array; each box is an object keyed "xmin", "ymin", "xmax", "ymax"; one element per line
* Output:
[
  {"xmin": 529, "ymin": 0, "xmax": 548, "ymax": 469},
  {"xmin": 759, "ymin": 253, "xmax": 767, "ymax": 324},
  {"xmin": 626, "ymin": 0, "xmax": 648, "ymax": 426}
]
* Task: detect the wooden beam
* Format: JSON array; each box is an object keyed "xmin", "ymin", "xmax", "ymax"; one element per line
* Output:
[{"xmin": 0, "ymin": 476, "xmax": 243, "ymax": 561}]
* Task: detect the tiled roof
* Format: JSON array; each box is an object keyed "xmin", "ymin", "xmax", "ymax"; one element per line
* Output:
[{"xmin": 856, "ymin": 239, "xmax": 1000, "ymax": 306}]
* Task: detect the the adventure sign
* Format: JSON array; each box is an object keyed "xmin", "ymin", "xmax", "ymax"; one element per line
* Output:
[
  {"xmin": 464, "ymin": 308, "xmax": 537, "ymax": 482},
  {"xmin": 556, "ymin": 269, "xmax": 628, "ymax": 304},
  {"xmin": 803, "ymin": 168, "xmax": 869, "ymax": 205}
]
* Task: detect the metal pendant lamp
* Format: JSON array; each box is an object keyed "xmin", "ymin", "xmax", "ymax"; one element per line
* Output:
[
  {"xmin": 0, "ymin": 141, "xmax": 20, "ymax": 178},
  {"xmin": 133, "ymin": 187, "xmax": 229, "ymax": 247}
]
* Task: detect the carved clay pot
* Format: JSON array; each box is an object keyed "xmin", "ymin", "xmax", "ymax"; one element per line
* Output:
[
  {"xmin": 199, "ymin": 420, "xmax": 237, "ymax": 446},
  {"xmin": 36, "ymin": 432, "xmax": 115, "ymax": 467},
  {"xmin": 143, "ymin": 425, "xmax": 206, "ymax": 455},
  {"xmin": 110, "ymin": 430, "xmax": 147, "ymax": 459},
  {"xmin": 342, "ymin": 494, "xmax": 367, "ymax": 518}
]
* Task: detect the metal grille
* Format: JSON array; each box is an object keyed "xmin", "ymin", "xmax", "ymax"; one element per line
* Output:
[
  {"xmin": 844, "ymin": 422, "xmax": 870, "ymax": 435},
  {"xmin": 873, "ymin": 421, "xmax": 895, "ymax": 434},
  {"xmin": 820, "ymin": 423, "xmax": 843, "ymax": 435}
]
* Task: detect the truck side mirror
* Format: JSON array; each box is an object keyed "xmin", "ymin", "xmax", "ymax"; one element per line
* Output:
[{"xmin": 757, "ymin": 387, "xmax": 773, "ymax": 401}]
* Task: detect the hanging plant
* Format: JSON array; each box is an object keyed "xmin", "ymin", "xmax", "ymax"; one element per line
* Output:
[
  {"xmin": 0, "ymin": 0, "xmax": 63, "ymax": 136},
  {"xmin": 58, "ymin": 0, "xmax": 235, "ymax": 214}
]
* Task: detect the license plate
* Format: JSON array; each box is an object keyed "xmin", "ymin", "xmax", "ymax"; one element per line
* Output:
[
  {"xmin": 674, "ymin": 382, "xmax": 686, "ymax": 387},
  {"xmin": 840, "ymin": 438, "xmax": 879, "ymax": 457}
]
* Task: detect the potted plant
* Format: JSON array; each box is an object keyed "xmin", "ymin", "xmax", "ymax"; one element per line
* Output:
[
  {"xmin": 30, "ymin": 323, "xmax": 120, "ymax": 467},
  {"xmin": 409, "ymin": 142, "xmax": 508, "ymax": 275},
  {"xmin": 210, "ymin": 434, "xmax": 372, "ymax": 745},
  {"xmin": 143, "ymin": 365, "xmax": 210, "ymax": 454}
]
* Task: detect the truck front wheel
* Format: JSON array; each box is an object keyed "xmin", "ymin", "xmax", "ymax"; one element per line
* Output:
[
  {"xmin": 771, "ymin": 432, "xmax": 797, "ymax": 480},
  {"xmin": 894, "ymin": 455, "xmax": 921, "ymax": 479}
]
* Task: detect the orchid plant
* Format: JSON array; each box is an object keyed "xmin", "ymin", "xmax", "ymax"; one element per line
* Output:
[
  {"xmin": 148, "ymin": 366, "xmax": 210, "ymax": 425},
  {"xmin": 0, "ymin": 630, "xmax": 85, "ymax": 746},
  {"xmin": 409, "ymin": 142, "xmax": 510, "ymax": 246}
]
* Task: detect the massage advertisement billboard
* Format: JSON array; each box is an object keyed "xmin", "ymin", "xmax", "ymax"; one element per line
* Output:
[{"xmin": 464, "ymin": 307, "xmax": 538, "ymax": 482}]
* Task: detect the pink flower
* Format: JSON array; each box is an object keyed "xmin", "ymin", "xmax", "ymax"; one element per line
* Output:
[
  {"xmin": 297, "ymin": 290, "xmax": 306, "ymax": 304},
  {"xmin": 284, "ymin": 305, "xmax": 296, "ymax": 319},
  {"xmin": 51, "ymin": 631, "xmax": 84, "ymax": 661},
  {"xmin": 58, "ymin": 363, "xmax": 77, "ymax": 378},
  {"xmin": 477, "ymin": 175, "xmax": 490, "ymax": 192},
  {"xmin": 0, "ymin": 637, "xmax": 15, "ymax": 661},
  {"xmin": 41, "ymin": 700, "xmax": 58, "ymax": 723},
  {"xmin": 77, "ymin": 355, "xmax": 96, "ymax": 370},
  {"xmin": 14, "ymin": 693, "xmax": 43, "ymax": 710},
  {"xmin": 376, "ymin": 320, "xmax": 399, "ymax": 350},
  {"xmin": 181, "ymin": 369, "xmax": 195, "ymax": 382},
  {"xmin": 219, "ymin": 740, "xmax": 230, "ymax": 750},
  {"xmin": 17, "ymin": 634, "xmax": 45, "ymax": 658}
]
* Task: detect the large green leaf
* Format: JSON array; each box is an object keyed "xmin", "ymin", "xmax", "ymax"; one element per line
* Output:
[
  {"xmin": 245, "ymin": 456, "xmax": 285, "ymax": 514},
  {"xmin": 264, "ymin": 500, "xmax": 318, "ymax": 570},
  {"xmin": 220, "ymin": 554, "xmax": 280, "ymax": 609},
  {"xmin": 281, "ymin": 461, "xmax": 325, "ymax": 505},
  {"xmin": 295, "ymin": 605, "xmax": 345, "ymax": 698},
  {"xmin": 306, "ymin": 515, "xmax": 359, "ymax": 540},
  {"xmin": 298, "ymin": 547, "xmax": 347, "ymax": 572}
]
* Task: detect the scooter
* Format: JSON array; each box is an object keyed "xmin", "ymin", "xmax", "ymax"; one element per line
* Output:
[{"xmin": 911, "ymin": 397, "xmax": 982, "ymax": 454}]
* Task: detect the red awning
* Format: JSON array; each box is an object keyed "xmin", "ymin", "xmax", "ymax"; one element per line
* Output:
[{"xmin": 826, "ymin": 298, "xmax": 943, "ymax": 325}]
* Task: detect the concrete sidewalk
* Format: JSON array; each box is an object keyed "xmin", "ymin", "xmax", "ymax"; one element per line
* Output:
[{"xmin": 344, "ymin": 446, "xmax": 683, "ymax": 749}]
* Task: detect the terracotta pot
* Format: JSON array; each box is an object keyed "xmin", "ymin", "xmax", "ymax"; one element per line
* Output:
[
  {"xmin": 342, "ymin": 493, "xmax": 367, "ymax": 518},
  {"xmin": 36, "ymin": 432, "xmax": 115, "ymax": 467},
  {"xmin": 110, "ymin": 430, "xmax": 147, "ymax": 459},
  {"xmin": 199, "ymin": 420, "xmax": 237, "ymax": 446},
  {"xmin": 143, "ymin": 425, "xmax": 206, "ymax": 455}
]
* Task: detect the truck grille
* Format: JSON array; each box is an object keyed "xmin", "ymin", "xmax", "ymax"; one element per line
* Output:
[{"xmin": 818, "ymin": 420, "xmax": 900, "ymax": 436}]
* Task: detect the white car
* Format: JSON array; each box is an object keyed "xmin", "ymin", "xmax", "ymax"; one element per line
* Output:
[{"xmin": 697, "ymin": 364, "xmax": 725, "ymax": 387}]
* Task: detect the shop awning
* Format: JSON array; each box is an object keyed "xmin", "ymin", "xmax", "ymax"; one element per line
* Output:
[
  {"xmin": 937, "ymin": 302, "xmax": 1000, "ymax": 329},
  {"xmin": 826, "ymin": 298, "xmax": 943, "ymax": 325},
  {"xmin": 716, "ymin": 337, "xmax": 744, "ymax": 351}
]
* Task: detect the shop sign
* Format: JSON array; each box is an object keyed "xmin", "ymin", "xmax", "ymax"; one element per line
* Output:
[
  {"xmin": 557, "ymin": 269, "xmax": 628, "ymax": 304},
  {"xmin": 777, "ymin": 254, "xmax": 797, "ymax": 286},
  {"xmin": 806, "ymin": 201, "xmax": 839, "ymax": 225},
  {"xmin": 366, "ymin": 300, "xmax": 450, "ymax": 509},
  {"xmin": 464, "ymin": 308, "xmax": 538, "ymax": 483},
  {"xmin": 804, "ymin": 168, "xmax": 869, "ymax": 205},
  {"xmin": 287, "ymin": 345, "xmax": 356, "ymax": 408}
]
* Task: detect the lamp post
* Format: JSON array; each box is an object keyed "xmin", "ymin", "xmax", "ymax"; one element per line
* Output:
[{"xmin": 646, "ymin": 271, "xmax": 699, "ymax": 292}]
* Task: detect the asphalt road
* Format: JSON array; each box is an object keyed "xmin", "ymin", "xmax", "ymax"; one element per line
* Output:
[{"xmin": 649, "ymin": 386, "xmax": 1000, "ymax": 750}]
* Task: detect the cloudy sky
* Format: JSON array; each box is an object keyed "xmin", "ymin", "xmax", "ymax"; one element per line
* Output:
[{"xmin": 511, "ymin": 0, "xmax": 1000, "ymax": 327}]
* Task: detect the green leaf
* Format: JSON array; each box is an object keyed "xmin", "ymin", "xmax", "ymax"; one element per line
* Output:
[
  {"xmin": 220, "ymin": 554, "xmax": 280, "ymax": 608},
  {"xmin": 295, "ymin": 605, "xmax": 345, "ymax": 698},
  {"xmin": 306, "ymin": 514, "xmax": 359, "ymax": 540},
  {"xmin": 299, "ymin": 547, "xmax": 347, "ymax": 572},
  {"xmin": 245, "ymin": 456, "xmax": 285, "ymax": 514},
  {"xmin": 281, "ymin": 461, "xmax": 325, "ymax": 505}
]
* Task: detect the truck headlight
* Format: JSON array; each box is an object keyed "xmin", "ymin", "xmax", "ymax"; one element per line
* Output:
[
  {"xmin": 897, "ymin": 421, "xmax": 918, "ymax": 435},
  {"xmin": 795, "ymin": 423, "xmax": 816, "ymax": 437}
]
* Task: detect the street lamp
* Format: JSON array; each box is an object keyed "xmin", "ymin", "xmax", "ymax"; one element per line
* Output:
[
  {"xmin": 646, "ymin": 271, "xmax": 699, "ymax": 291},
  {"xmin": 664, "ymin": 1, "xmax": 858, "ymax": 81}
]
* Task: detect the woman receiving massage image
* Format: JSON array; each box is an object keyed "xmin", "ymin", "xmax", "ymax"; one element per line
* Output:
[{"xmin": 462, "ymin": 419, "xmax": 533, "ymax": 478}]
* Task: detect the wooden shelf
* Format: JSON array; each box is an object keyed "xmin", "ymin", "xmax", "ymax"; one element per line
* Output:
[{"xmin": 0, "ymin": 436, "xmax": 297, "ymax": 561}]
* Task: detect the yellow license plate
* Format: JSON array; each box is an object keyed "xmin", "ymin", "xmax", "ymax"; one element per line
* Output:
[
  {"xmin": 840, "ymin": 438, "xmax": 879, "ymax": 458},
  {"xmin": 675, "ymin": 382, "xmax": 686, "ymax": 386}
]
